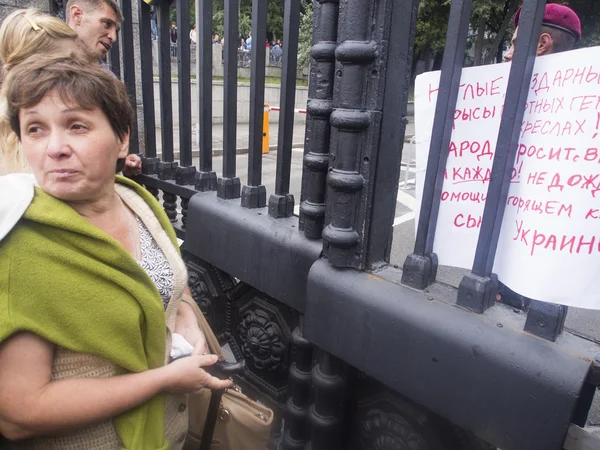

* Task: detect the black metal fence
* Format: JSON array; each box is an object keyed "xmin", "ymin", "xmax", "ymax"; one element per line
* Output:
[{"xmin": 110, "ymin": 0, "xmax": 599, "ymax": 449}]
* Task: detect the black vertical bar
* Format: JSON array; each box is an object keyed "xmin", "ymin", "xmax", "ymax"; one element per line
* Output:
[
  {"xmin": 241, "ymin": 0, "xmax": 268, "ymax": 208},
  {"xmin": 457, "ymin": 0, "xmax": 547, "ymax": 314},
  {"xmin": 195, "ymin": 0, "xmax": 217, "ymax": 191},
  {"xmin": 139, "ymin": 1, "xmax": 156, "ymax": 158},
  {"xmin": 217, "ymin": 0, "xmax": 242, "ymax": 199},
  {"xmin": 299, "ymin": 0, "xmax": 339, "ymax": 238},
  {"xmin": 108, "ymin": 37, "xmax": 121, "ymax": 79},
  {"xmin": 268, "ymin": 0, "xmax": 300, "ymax": 219},
  {"xmin": 401, "ymin": 0, "xmax": 473, "ymax": 289},
  {"xmin": 365, "ymin": 0, "xmax": 418, "ymax": 267},
  {"xmin": 472, "ymin": 0, "xmax": 547, "ymax": 276},
  {"xmin": 157, "ymin": 2, "xmax": 174, "ymax": 162},
  {"xmin": 177, "ymin": 0, "xmax": 192, "ymax": 167},
  {"xmin": 120, "ymin": 0, "xmax": 139, "ymax": 155}
]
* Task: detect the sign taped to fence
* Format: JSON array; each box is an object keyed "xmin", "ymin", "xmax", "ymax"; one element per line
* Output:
[{"xmin": 415, "ymin": 46, "xmax": 600, "ymax": 309}]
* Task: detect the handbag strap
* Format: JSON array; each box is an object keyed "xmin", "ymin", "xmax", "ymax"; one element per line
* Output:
[{"xmin": 181, "ymin": 294, "xmax": 226, "ymax": 361}]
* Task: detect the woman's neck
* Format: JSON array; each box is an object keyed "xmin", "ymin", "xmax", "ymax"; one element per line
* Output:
[{"xmin": 67, "ymin": 188, "xmax": 120, "ymax": 225}]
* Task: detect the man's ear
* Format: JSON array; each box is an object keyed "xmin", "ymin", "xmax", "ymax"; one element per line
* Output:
[
  {"xmin": 117, "ymin": 131, "xmax": 130, "ymax": 159},
  {"xmin": 68, "ymin": 5, "xmax": 84, "ymax": 27},
  {"xmin": 537, "ymin": 33, "xmax": 553, "ymax": 56}
]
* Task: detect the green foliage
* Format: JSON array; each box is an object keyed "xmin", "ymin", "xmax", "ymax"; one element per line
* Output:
[
  {"xmin": 209, "ymin": 0, "xmax": 284, "ymax": 40},
  {"xmin": 297, "ymin": 0, "xmax": 313, "ymax": 68},
  {"xmin": 414, "ymin": 0, "xmax": 600, "ymax": 67},
  {"xmin": 414, "ymin": 0, "xmax": 451, "ymax": 58}
]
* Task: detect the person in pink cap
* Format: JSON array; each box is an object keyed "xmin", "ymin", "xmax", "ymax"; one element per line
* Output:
[
  {"xmin": 504, "ymin": 3, "xmax": 581, "ymax": 62},
  {"xmin": 498, "ymin": 3, "xmax": 581, "ymax": 309}
]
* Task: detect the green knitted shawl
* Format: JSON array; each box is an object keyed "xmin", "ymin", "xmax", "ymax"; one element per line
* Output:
[{"xmin": 0, "ymin": 176, "xmax": 179, "ymax": 449}]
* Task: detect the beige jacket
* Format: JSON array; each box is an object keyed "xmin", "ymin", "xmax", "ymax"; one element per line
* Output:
[{"xmin": 6, "ymin": 183, "xmax": 189, "ymax": 450}]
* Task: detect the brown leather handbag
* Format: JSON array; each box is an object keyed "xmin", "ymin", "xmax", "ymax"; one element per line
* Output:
[{"xmin": 181, "ymin": 295, "xmax": 274, "ymax": 450}]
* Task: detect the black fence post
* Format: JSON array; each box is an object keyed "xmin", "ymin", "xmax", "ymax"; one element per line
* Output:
[
  {"xmin": 138, "ymin": 1, "xmax": 157, "ymax": 158},
  {"xmin": 196, "ymin": 0, "xmax": 217, "ymax": 191},
  {"xmin": 241, "ymin": 0, "xmax": 269, "ymax": 208},
  {"xmin": 157, "ymin": 1, "xmax": 174, "ymax": 162},
  {"xmin": 401, "ymin": 0, "xmax": 473, "ymax": 289},
  {"xmin": 120, "ymin": 0, "xmax": 139, "ymax": 156},
  {"xmin": 456, "ymin": 0, "xmax": 548, "ymax": 314},
  {"xmin": 176, "ymin": 0, "xmax": 193, "ymax": 168},
  {"xmin": 299, "ymin": 0, "xmax": 339, "ymax": 238},
  {"xmin": 217, "ymin": 0, "xmax": 241, "ymax": 200},
  {"xmin": 363, "ymin": 0, "xmax": 418, "ymax": 268},
  {"xmin": 268, "ymin": 0, "xmax": 301, "ymax": 219}
]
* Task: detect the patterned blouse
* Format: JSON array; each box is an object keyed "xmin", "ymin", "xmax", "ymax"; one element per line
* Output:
[{"xmin": 135, "ymin": 216, "xmax": 174, "ymax": 309}]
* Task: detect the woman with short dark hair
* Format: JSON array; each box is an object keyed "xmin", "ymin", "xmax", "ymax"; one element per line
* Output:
[{"xmin": 0, "ymin": 56, "xmax": 231, "ymax": 450}]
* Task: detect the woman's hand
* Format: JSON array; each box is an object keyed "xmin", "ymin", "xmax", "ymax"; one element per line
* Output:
[
  {"xmin": 175, "ymin": 301, "xmax": 208, "ymax": 355},
  {"xmin": 162, "ymin": 355, "xmax": 233, "ymax": 394},
  {"xmin": 122, "ymin": 154, "xmax": 142, "ymax": 177}
]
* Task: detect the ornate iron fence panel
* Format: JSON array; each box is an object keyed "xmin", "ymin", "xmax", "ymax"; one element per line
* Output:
[{"xmin": 120, "ymin": 0, "xmax": 600, "ymax": 449}]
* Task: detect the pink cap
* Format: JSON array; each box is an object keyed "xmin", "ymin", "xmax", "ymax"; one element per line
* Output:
[{"xmin": 515, "ymin": 3, "xmax": 581, "ymax": 42}]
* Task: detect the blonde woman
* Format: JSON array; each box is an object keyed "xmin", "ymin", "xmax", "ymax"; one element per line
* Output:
[
  {"xmin": 0, "ymin": 9, "xmax": 81, "ymax": 175},
  {"xmin": 0, "ymin": 8, "xmax": 141, "ymax": 176}
]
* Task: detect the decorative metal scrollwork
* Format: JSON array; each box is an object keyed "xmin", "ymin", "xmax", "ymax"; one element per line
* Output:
[
  {"xmin": 188, "ymin": 270, "xmax": 213, "ymax": 316},
  {"xmin": 358, "ymin": 409, "xmax": 427, "ymax": 450},
  {"xmin": 238, "ymin": 310, "xmax": 286, "ymax": 372}
]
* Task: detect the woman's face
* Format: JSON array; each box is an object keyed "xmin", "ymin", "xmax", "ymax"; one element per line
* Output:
[{"xmin": 19, "ymin": 91, "xmax": 129, "ymax": 202}]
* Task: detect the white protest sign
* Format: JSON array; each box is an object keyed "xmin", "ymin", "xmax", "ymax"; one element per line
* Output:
[{"xmin": 415, "ymin": 46, "xmax": 600, "ymax": 309}]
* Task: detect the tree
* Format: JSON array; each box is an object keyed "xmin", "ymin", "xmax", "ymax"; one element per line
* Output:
[
  {"xmin": 210, "ymin": 0, "xmax": 284, "ymax": 41},
  {"xmin": 413, "ymin": 0, "xmax": 451, "ymax": 71},
  {"xmin": 297, "ymin": 0, "xmax": 313, "ymax": 68}
]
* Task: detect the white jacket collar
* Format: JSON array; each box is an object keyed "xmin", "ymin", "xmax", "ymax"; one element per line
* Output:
[{"xmin": 0, "ymin": 173, "xmax": 36, "ymax": 241}]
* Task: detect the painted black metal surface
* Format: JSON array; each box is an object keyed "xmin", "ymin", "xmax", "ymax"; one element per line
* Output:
[
  {"xmin": 364, "ymin": 0, "xmax": 418, "ymax": 269},
  {"xmin": 471, "ymin": 0, "xmax": 547, "ymax": 278},
  {"xmin": 217, "ymin": 0, "xmax": 241, "ymax": 200},
  {"xmin": 176, "ymin": 0, "xmax": 192, "ymax": 167},
  {"xmin": 303, "ymin": 259, "xmax": 591, "ymax": 450},
  {"xmin": 185, "ymin": 193, "xmax": 322, "ymax": 313},
  {"xmin": 196, "ymin": 0, "xmax": 217, "ymax": 191},
  {"xmin": 299, "ymin": 0, "xmax": 338, "ymax": 239},
  {"xmin": 268, "ymin": 0, "xmax": 300, "ymax": 219},
  {"xmin": 241, "ymin": 0, "xmax": 268, "ymax": 208},
  {"xmin": 139, "ymin": 1, "xmax": 157, "ymax": 158},
  {"xmin": 282, "ymin": 327, "xmax": 313, "ymax": 450},
  {"xmin": 120, "ymin": 0, "xmax": 138, "ymax": 156},
  {"xmin": 456, "ymin": 1, "xmax": 558, "ymax": 325},
  {"xmin": 156, "ymin": 2, "xmax": 174, "ymax": 162},
  {"xmin": 321, "ymin": 0, "xmax": 377, "ymax": 268},
  {"xmin": 128, "ymin": 0, "xmax": 600, "ymax": 447},
  {"xmin": 402, "ymin": 0, "xmax": 473, "ymax": 289}
]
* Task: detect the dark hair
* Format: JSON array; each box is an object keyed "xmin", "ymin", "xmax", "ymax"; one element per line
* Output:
[
  {"xmin": 4, "ymin": 56, "xmax": 133, "ymax": 171},
  {"xmin": 541, "ymin": 25, "xmax": 576, "ymax": 53}
]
